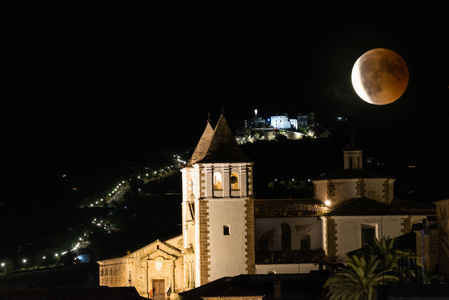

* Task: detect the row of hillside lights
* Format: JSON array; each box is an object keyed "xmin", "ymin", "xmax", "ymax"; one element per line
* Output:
[
  {"xmin": 0, "ymin": 259, "xmax": 30, "ymax": 272},
  {"xmin": 1, "ymin": 235, "xmax": 87, "ymax": 273},
  {"xmin": 89, "ymin": 181, "xmax": 127, "ymax": 206},
  {"xmin": 108, "ymin": 181, "xmax": 126, "ymax": 197}
]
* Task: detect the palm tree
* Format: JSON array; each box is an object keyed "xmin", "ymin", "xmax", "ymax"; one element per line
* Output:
[
  {"xmin": 366, "ymin": 236, "xmax": 400, "ymax": 271},
  {"xmin": 366, "ymin": 236, "xmax": 421, "ymax": 278},
  {"xmin": 324, "ymin": 253, "xmax": 398, "ymax": 300}
]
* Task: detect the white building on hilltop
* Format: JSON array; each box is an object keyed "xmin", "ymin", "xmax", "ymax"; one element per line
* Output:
[
  {"xmin": 98, "ymin": 115, "xmax": 436, "ymax": 299},
  {"xmin": 270, "ymin": 114, "xmax": 298, "ymax": 130}
]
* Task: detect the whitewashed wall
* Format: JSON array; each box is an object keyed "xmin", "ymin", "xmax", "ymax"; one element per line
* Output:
[{"xmin": 255, "ymin": 217, "xmax": 324, "ymax": 251}]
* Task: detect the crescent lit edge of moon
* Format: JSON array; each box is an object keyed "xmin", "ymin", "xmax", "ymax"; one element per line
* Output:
[{"xmin": 351, "ymin": 56, "xmax": 374, "ymax": 104}]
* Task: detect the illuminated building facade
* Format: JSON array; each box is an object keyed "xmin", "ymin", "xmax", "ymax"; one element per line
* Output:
[
  {"xmin": 98, "ymin": 115, "xmax": 436, "ymax": 298},
  {"xmin": 181, "ymin": 115, "xmax": 255, "ymax": 287}
]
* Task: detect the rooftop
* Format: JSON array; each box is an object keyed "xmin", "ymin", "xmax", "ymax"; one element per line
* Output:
[
  {"xmin": 188, "ymin": 115, "xmax": 251, "ymax": 166},
  {"xmin": 325, "ymin": 197, "xmax": 436, "ymax": 216},
  {"xmin": 255, "ymin": 198, "xmax": 327, "ymax": 218},
  {"xmin": 315, "ymin": 168, "xmax": 393, "ymax": 180}
]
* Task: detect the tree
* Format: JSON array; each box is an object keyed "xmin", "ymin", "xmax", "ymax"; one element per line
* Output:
[
  {"xmin": 324, "ymin": 254, "xmax": 398, "ymax": 300},
  {"xmin": 365, "ymin": 236, "xmax": 420, "ymax": 278},
  {"xmin": 366, "ymin": 236, "xmax": 400, "ymax": 271}
]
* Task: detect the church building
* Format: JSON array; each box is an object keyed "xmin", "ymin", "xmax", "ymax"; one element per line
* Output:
[{"xmin": 98, "ymin": 115, "xmax": 435, "ymax": 298}]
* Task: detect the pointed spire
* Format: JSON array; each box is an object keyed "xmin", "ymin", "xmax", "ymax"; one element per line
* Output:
[
  {"xmin": 187, "ymin": 122, "xmax": 214, "ymax": 167},
  {"xmin": 197, "ymin": 114, "xmax": 251, "ymax": 164}
]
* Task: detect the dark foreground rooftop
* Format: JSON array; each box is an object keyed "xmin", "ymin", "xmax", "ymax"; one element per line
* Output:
[
  {"xmin": 179, "ymin": 273, "xmax": 327, "ymax": 300},
  {"xmin": 0, "ymin": 286, "xmax": 146, "ymax": 300}
]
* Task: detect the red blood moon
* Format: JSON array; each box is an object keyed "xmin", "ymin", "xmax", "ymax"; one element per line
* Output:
[{"xmin": 351, "ymin": 48, "xmax": 409, "ymax": 105}]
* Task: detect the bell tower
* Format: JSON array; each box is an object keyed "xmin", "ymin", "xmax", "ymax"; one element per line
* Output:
[
  {"xmin": 344, "ymin": 145, "xmax": 363, "ymax": 169},
  {"xmin": 181, "ymin": 115, "xmax": 255, "ymax": 287}
]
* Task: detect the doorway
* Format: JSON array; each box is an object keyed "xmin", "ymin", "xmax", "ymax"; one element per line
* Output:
[{"xmin": 152, "ymin": 279, "xmax": 165, "ymax": 299}]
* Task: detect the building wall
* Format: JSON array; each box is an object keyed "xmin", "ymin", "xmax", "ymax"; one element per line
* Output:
[
  {"xmin": 193, "ymin": 162, "xmax": 254, "ymax": 286},
  {"xmin": 314, "ymin": 178, "xmax": 395, "ymax": 206},
  {"xmin": 331, "ymin": 215, "xmax": 426, "ymax": 262},
  {"xmin": 415, "ymin": 228, "xmax": 439, "ymax": 273},
  {"xmin": 98, "ymin": 237, "xmax": 185, "ymax": 299},
  {"xmin": 333, "ymin": 179, "xmax": 358, "ymax": 204},
  {"xmin": 255, "ymin": 263, "xmax": 320, "ymax": 274},
  {"xmin": 435, "ymin": 199, "xmax": 449, "ymax": 277},
  {"xmin": 208, "ymin": 198, "xmax": 249, "ymax": 282},
  {"xmin": 270, "ymin": 115, "xmax": 290, "ymax": 129},
  {"xmin": 254, "ymin": 217, "xmax": 324, "ymax": 251}
]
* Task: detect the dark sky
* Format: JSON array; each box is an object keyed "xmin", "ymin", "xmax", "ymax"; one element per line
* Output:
[{"xmin": 4, "ymin": 3, "xmax": 448, "ymax": 169}]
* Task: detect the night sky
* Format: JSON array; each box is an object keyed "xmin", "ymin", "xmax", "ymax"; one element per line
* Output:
[{"xmin": 3, "ymin": 4, "xmax": 448, "ymax": 193}]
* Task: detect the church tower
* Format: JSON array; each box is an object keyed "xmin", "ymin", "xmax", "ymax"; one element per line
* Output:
[
  {"xmin": 181, "ymin": 115, "xmax": 255, "ymax": 287},
  {"xmin": 343, "ymin": 142, "xmax": 363, "ymax": 169}
]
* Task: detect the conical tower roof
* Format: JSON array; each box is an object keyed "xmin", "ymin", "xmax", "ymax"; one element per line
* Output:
[
  {"xmin": 187, "ymin": 122, "xmax": 214, "ymax": 167},
  {"xmin": 195, "ymin": 115, "xmax": 251, "ymax": 164}
]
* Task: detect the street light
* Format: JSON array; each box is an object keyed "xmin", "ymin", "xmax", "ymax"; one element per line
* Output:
[{"xmin": 1, "ymin": 262, "xmax": 5, "ymax": 275}]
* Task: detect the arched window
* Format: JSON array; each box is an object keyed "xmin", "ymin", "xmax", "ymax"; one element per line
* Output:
[
  {"xmin": 231, "ymin": 172, "xmax": 239, "ymax": 190},
  {"xmin": 213, "ymin": 172, "xmax": 222, "ymax": 190}
]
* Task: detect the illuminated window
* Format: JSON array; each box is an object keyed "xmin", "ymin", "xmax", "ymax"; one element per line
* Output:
[
  {"xmin": 223, "ymin": 225, "xmax": 230, "ymax": 235},
  {"xmin": 189, "ymin": 180, "xmax": 194, "ymax": 195},
  {"xmin": 214, "ymin": 172, "xmax": 222, "ymax": 190},
  {"xmin": 231, "ymin": 172, "xmax": 239, "ymax": 190}
]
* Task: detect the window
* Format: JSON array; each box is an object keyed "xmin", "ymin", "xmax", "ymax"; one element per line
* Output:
[
  {"xmin": 189, "ymin": 180, "xmax": 194, "ymax": 195},
  {"xmin": 281, "ymin": 223, "xmax": 291, "ymax": 251},
  {"xmin": 213, "ymin": 172, "xmax": 222, "ymax": 190},
  {"xmin": 187, "ymin": 202, "xmax": 195, "ymax": 220},
  {"xmin": 223, "ymin": 225, "xmax": 230, "ymax": 235},
  {"xmin": 361, "ymin": 225, "xmax": 376, "ymax": 247},
  {"xmin": 300, "ymin": 235, "xmax": 311, "ymax": 250},
  {"xmin": 231, "ymin": 172, "xmax": 239, "ymax": 190}
]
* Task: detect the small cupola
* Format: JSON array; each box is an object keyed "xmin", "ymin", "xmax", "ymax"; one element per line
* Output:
[{"xmin": 343, "ymin": 142, "xmax": 363, "ymax": 169}]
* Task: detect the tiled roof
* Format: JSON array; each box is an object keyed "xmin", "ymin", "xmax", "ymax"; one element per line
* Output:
[
  {"xmin": 325, "ymin": 197, "xmax": 436, "ymax": 216},
  {"xmin": 255, "ymin": 198, "xmax": 328, "ymax": 218},
  {"xmin": 187, "ymin": 122, "xmax": 214, "ymax": 167},
  {"xmin": 254, "ymin": 197, "xmax": 435, "ymax": 218},
  {"xmin": 314, "ymin": 168, "xmax": 392, "ymax": 180},
  {"xmin": 0, "ymin": 287, "xmax": 146, "ymax": 300},
  {"xmin": 180, "ymin": 274, "xmax": 323, "ymax": 300}
]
